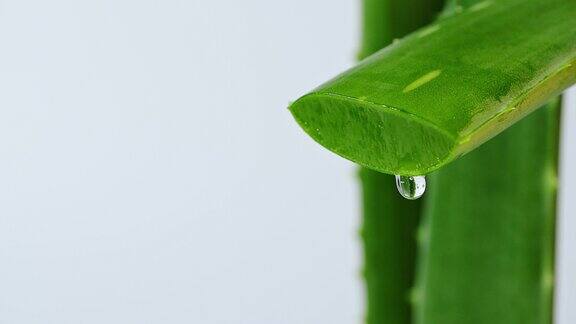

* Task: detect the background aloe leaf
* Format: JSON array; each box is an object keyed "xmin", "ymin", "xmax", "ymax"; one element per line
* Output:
[
  {"xmin": 358, "ymin": 1, "xmax": 443, "ymax": 323},
  {"xmin": 415, "ymin": 98, "xmax": 561, "ymax": 324},
  {"xmin": 290, "ymin": 0, "xmax": 576, "ymax": 175},
  {"xmin": 359, "ymin": 168, "xmax": 421, "ymax": 324},
  {"xmin": 359, "ymin": 0, "xmax": 446, "ymax": 60}
]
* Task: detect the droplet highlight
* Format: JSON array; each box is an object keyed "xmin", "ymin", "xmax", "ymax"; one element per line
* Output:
[{"xmin": 395, "ymin": 175, "xmax": 426, "ymax": 200}]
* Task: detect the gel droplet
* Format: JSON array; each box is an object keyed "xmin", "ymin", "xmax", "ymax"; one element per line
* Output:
[{"xmin": 395, "ymin": 175, "xmax": 426, "ymax": 200}]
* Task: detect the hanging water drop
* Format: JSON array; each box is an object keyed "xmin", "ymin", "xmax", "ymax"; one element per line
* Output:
[{"xmin": 395, "ymin": 175, "xmax": 426, "ymax": 200}]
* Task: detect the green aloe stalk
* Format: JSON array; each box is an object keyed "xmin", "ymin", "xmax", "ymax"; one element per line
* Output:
[
  {"xmin": 289, "ymin": 0, "xmax": 576, "ymax": 176},
  {"xmin": 414, "ymin": 99, "xmax": 560, "ymax": 323},
  {"xmin": 357, "ymin": 1, "xmax": 443, "ymax": 324},
  {"xmin": 359, "ymin": 168, "xmax": 420, "ymax": 324}
]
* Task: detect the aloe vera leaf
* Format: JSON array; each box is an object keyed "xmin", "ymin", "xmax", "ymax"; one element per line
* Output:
[
  {"xmin": 414, "ymin": 98, "xmax": 560, "ymax": 324},
  {"xmin": 358, "ymin": 1, "xmax": 444, "ymax": 323},
  {"xmin": 359, "ymin": 168, "xmax": 421, "ymax": 324},
  {"xmin": 359, "ymin": 0, "xmax": 446, "ymax": 60},
  {"xmin": 289, "ymin": 0, "xmax": 576, "ymax": 175}
]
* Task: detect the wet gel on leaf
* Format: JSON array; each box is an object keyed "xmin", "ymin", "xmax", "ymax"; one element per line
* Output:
[{"xmin": 395, "ymin": 175, "xmax": 426, "ymax": 200}]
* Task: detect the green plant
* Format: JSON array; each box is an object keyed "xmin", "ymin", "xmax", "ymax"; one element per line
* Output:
[
  {"xmin": 414, "ymin": 98, "xmax": 560, "ymax": 323},
  {"xmin": 290, "ymin": 0, "xmax": 575, "ymax": 175},
  {"xmin": 289, "ymin": 0, "xmax": 575, "ymax": 323}
]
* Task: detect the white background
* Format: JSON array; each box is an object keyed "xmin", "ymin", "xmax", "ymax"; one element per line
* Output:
[{"xmin": 0, "ymin": 1, "xmax": 572, "ymax": 323}]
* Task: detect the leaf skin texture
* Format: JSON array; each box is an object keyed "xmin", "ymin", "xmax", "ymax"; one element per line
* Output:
[{"xmin": 290, "ymin": 0, "xmax": 576, "ymax": 175}]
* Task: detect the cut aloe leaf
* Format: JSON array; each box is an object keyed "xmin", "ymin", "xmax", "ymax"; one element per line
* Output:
[{"xmin": 290, "ymin": 0, "xmax": 576, "ymax": 175}]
